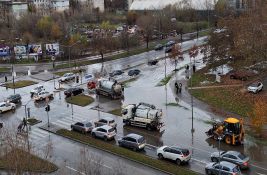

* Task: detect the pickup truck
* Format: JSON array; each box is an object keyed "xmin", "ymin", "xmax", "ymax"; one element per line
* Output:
[{"xmin": 33, "ymin": 91, "xmax": 53, "ymax": 101}]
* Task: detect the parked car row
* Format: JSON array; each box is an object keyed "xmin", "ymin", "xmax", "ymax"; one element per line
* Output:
[{"xmin": 109, "ymin": 69, "xmax": 141, "ymax": 78}]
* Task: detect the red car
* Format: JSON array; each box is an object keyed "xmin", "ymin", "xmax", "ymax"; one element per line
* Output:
[{"xmin": 87, "ymin": 81, "xmax": 96, "ymax": 90}]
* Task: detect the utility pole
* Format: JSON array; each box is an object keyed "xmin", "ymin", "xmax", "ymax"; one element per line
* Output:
[{"xmin": 11, "ymin": 63, "xmax": 15, "ymax": 94}]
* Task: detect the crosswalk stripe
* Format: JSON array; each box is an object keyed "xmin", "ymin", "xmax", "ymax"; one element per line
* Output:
[
  {"xmin": 29, "ymin": 134, "xmax": 40, "ymax": 140},
  {"xmin": 51, "ymin": 122, "xmax": 70, "ymax": 129},
  {"xmin": 55, "ymin": 120, "xmax": 72, "ymax": 127},
  {"xmin": 61, "ymin": 118, "xmax": 75, "ymax": 123},
  {"xmin": 29, "ymin": 131, "xmax": 47, "ymax": 138},
  {"xmin": 31, "ymin": 128, "xmax": 49, "ymax": 135},
  {"xmin": 65, "ymin": 116, "xmax": 86, "ymax": 122}
]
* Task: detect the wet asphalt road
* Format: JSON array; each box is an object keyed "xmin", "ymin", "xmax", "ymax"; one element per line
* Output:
[{"xmin": 0, "ymin": 37, "xmax": 266, "ymax": 175}]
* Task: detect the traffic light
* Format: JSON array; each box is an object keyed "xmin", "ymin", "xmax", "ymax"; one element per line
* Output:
[{"xmin": 45, "ymin": 105, "xmax": 50, "ymax": 112}]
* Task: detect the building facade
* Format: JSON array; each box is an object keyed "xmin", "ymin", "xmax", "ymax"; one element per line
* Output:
[{"xmin": 0, "ymin": 0, "xmax": 28, "ymax": 21}]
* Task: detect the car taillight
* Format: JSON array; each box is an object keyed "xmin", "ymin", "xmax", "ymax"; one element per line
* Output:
[
  {"xmin": 232, "ymin": 173, "xmax": 237, "ymax": 175},
  {"xmin": 243, "ymin": 162, "xmax": 248, "ymax": 166}
]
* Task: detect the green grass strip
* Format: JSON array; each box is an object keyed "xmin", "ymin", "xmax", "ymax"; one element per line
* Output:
[
  {"xmin": 4, "ymin": 80, "xmax": 37, "ymax": 89},
  {"xmin": 66, "ymin": 95, "xmax": 94, "ymax": 107},
  {"xmin": 56, "ymin": 129, "xmax": 197, "ymax": 175}
]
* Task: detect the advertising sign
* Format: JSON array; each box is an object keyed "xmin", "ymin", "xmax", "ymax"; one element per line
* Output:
[
  {"xmin": 0, "ymin": 45, "xmax": 10, "ymax": 57},
  {"xmin": 14, "ymin": 45, "xmax": 27, "ymax": 55},
  {"xmin": 45, "ymin": 43, "xmax": 59, "ymax": 56},
  {"xmin": 28, "ymin": 44, "xmax": 42, "ymax": 56}
]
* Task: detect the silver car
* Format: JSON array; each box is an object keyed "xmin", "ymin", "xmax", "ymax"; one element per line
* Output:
[
  {"xmin": 211, "ymin": 151, "xmax": 249, "ymax": 169},
  {"xmin": 118, "ymin": 133, "xmax": 146, "ymax": 151},
  {"xmin": 91, "ymin": 125, "xmax": 116, "ymax": 141},
  {"xmin": 94, "ymin": 117, "xmax": 117, "ymax": 129},
  {"xmin": 205, "ymin": 161, "xmax": 242, "ymax": 175}
]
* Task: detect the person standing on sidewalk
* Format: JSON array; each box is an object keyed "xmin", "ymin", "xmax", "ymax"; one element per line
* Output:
[
  {"xmin": 175, "ymin": 82, "xmax": 179, "ymax": 94},
  {"xmin": 4, "ymin": 75, "xmax": 7, "ymax": 82}
]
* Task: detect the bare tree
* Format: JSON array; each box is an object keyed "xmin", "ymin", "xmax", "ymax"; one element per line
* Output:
[{"xmin": 136, "ymin": 14, "xmax": 155, "ymax": 49}]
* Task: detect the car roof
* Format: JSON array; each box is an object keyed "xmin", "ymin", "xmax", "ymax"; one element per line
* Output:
[
  {"xmin": 220, "ymin": 161, "xmax": 237, "ymax": 168},
  {"xmin": 126, "ymin": 133, "xmax": 143, "ymax": 139},
  {"xmin": 0, "ymin": 102, "xmax": 6, "ymax": 105},
  {"xmin": 102, "ymin": 117, "xmax": 114, "ymax": 121},
  {"xmin": 98, "ymin": 125, "xmax": 112, "ymax": 130},
  {"xmin": 75, "ymin": 121, "xmax": 92, "ymax": 125},
  {"xmin": 226, "ymin": 151, "xmax": 240, "ymax": 156},
  {"xmin": 170, "ymin": 146, "xmax": 187, "ymax": 152}
]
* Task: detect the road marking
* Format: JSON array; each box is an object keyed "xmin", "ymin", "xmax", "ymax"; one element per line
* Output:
[
  {"xmin": 91, "ymin": 160, "xmax": 113, "ymax": 169},
  {"xmin": 65, "ymin": 166, "xmax": 85, "ymax": 175},
  {"xmin": 191, "ymin": 158, "xmax": 209, "ymax": 165},
  {"xmin": 146, "ymin": 144, "xmax": 158, "ymax": 149},
  {"xmin": 251, "ymin": 164, "xmax": 267, "ymax": 171}
]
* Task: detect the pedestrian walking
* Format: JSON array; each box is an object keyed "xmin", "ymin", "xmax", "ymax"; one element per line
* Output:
[
  {"xmin": 17, "ymin": 123, "xmax": 23, "ymax": 133},
  {"xmin": 175, "ymin": 82, "xmax": 179, "ymax": 94},
  {"xmin": 178, "ymin": 83, "xmax": 182, "ymax": 93},
  {"xmin": 22, "ymin": 118, "xmax": 27, "ymax": 131},
  {"xmin": 4, "ymin": 76, "xmax": 7, "ymax": 82},
  {"xmin": 193, "ymin": 64, "xmax": 196, "ymax": 73}
]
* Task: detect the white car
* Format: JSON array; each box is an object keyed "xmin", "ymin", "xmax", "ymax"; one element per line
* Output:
[
  {"xmin": 156, "ymin": 146, "xmax": 191, "ymax": 165},
  {"xmin": 84, "ymin": 73, "xmax": 94, "ymax": 82},
  {"xmin": 30, "ymin": 85, "xmax": 45, "ymax": 95},
  {"xmin": 0, "ymin": 102, "xmax": 16, "ymax": 114},
  {"xmin": 91, "ymin": 125, "xmax": 116, "ymax": 141},
  {"xmin": 247, "ymin": 82, "xmax": 263, "ymax": 93},
  {"xmin": 33, "ymin": 91, "xmax": 53, "ymax": 101},
  {"xmin": 59, "ymin": 73, "xmax": 76, "ymax": 82}
]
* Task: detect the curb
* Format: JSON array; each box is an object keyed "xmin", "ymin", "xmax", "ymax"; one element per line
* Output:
[{"xmin": 39, "ymin": 127, "xmax": 200, "ymax": 175}]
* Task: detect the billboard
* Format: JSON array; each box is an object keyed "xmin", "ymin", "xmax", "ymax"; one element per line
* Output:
[
  {"xmin": 0, "ymin": 45, "xmax": 10, "ymax": 57},
  {"xmin": 14, "ymin": 45, "xmax": 27, "ymax": 55},
  {"xmin": 46, "ymin": 43, "xmax": 59, "ymax": 56},
  {"xmin": 28, "ymin": 44, "xmax": 42, "ymax": 56}
]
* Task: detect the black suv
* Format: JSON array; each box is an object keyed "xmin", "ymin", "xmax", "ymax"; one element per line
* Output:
[
  {"xmin": 6, "ymin": 94, "xmax": 21, "ymax": 103},
  {"xmin": 64, "ymin": 87, "xmax": 84, "ymax": 97},
  {"xmin": 109, "ymin": 70, "xmax": 124, "ymax": 77}
]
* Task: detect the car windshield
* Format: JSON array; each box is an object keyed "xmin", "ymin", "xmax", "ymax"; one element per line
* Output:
[
  {"xmin": 86, "ymin": 123, "xmax": 92, "ymax": 127},
  {"xmin": 238, "ymin": 153, "xmax": 246, "ymax": 160},
  {"xmin": 63, "ymin": 74, "xmax": 69, "ymax": 77},
  {"xmin": 250, "ymin": 83, "xmax": 258, "ymax": 87},
  {"xmin": 109, "ymin": 120, "xmax": 115, "ymax": 124},
  {"xmin": 181, "ymin": 149, "xmax": 190, "ymax": 156},
  {"xmin": 138, "ymin": 137, "xmax": 145, "ymax": 143},
  {"xmin": 108, "ymin": 128, "xmax": 115, "ymax": 133}
]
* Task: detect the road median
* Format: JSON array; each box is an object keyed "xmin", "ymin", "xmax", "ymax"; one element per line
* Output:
[{"xmin": 56, "ymin": 129, "xmax": 197, "ymax": 175}]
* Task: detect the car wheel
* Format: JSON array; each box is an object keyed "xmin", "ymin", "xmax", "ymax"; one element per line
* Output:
[
  {"xmin": 40, "ymin": 97, "xmax": 43, "ymax": 101},
  {"xmin": 206, "ymin": 169, "xmax": 212, "ymax": 175},
  {"xmin": 133, "ymin": 147, "xmax": 137, "ymax": 152},
  {"xmin": 176, "ymin": 158, "xmax": 181, "ymax": 165},
  {"xmin": 104, "ymin": 136, "xmax": 108, "ymax": 141},
  {"xmin": 211, "ymin": 157, "xmax": 218, "ymax": 162},
  {"xmin": 92, "ymin": 133, "xmax": 96, "ymax": 138},
  {"xmin": 158, "ymin": 153, "xmax": 164, "ymax": 160},
  {"xmin": 146, "ymin": 124, "xmax": 152, "ymax": 131}
]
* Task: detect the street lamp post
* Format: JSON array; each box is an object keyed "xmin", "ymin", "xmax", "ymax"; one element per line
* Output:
[
  {"xmin": 218, "ymin": 136, "xmax": 222, "ymax": 175},
  {"xmin": 11, "ymin": 64, "xmax": 15, "ymax": 94},
  {"xmin": 190, "ymin": 57, "xmax": 194, "ymax": 133}
]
